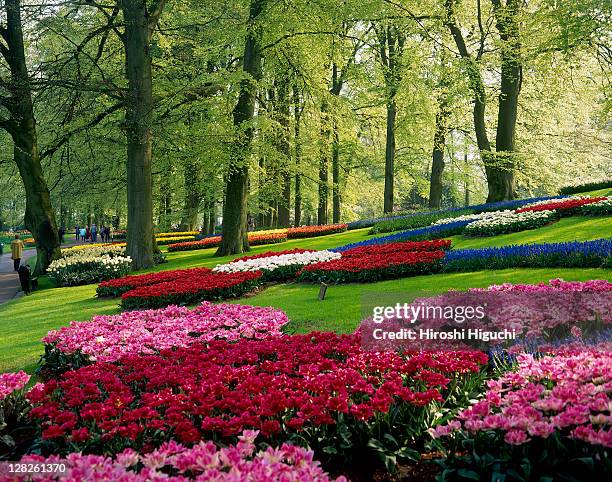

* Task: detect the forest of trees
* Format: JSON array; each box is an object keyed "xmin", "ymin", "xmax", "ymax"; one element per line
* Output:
[{"xmin": 0, "ymin": 0, "xmax": 610, "ymax": 270}]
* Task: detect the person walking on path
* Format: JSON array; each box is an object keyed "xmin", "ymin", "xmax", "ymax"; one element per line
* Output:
[
  {"xmin": 92, "ymin": 224, "xmax": 98, "ymax": 243},
  {"xmin": 75, "ymin": 226, "xmax": 80, "ymax": 241},
  {"xmin": 79, "ymin": 227, "xmax": 86, "ymax": 241},
  {"xmin": 10, "ymin": 234, "xmax": 24, "ymax": 272}
]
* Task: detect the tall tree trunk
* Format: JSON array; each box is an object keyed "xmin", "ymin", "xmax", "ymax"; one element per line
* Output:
[
  {"xmin": 207, "ymin": 201, "xmax": 216, "ymax": 234},
  {"xmin": 376, "ymin": 26, "xmax": 404, "ymax": 214},
  {"xmin": 428, "ymin": 110, "xmax": 446, "ymax": 209},
  {"xmin": 330, "ymin": 64, "xmax": 342, "ymax": 223},
  {"xmin": 429, "ymin": 73, "xmax": 450, "ymax": 209},
  {"xmin": 318, "ymin": 101, "xmax": 330, "ymax": 225},
  {"xmin": 383, "ymin": 97, "xmax": 397, "ymax": 213},
  {"xmin": 293, "ymin": 86, "xmax": 302, "ymax": 227},
  {"xmin": 445, "ymin": 0, "xmax": 516, "ymax": 202},
  {"xmin": 179, "ymin": 160, "xmax": 201, "ymax": 230},
  {"xmin": 2, "ymin": 0, "xmax": 60, "ymax": 273},
  {"xmin": 332, "ymin": 117, "xmax": 341, "ymax": 223},
  {"xmin": 491, "ymin": 0, "xmax": 521, "ymax": 201},
  {"xmin": 121, "ymin": 0, "xmax": 163, "ymax": 269},
  {"xmin": 277, "ymin": 77, "xmax": 291, "ymax": 227},
  {"xmin": 217, "ymin": 0, "xmax": 263, "ymax": 255}
]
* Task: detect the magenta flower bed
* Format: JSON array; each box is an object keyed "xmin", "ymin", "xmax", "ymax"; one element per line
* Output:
[
  {"xmin": 16, "ymin": 431, "xmax": 345, "ymax": 481},
  {"xmin": 42, "ymin": 302, "xmax": 289, "ymax": 365},
  {"xmin": 0, "ymin": 371, "xmax": 30, "ymax": 400},
  {"xmin": 433, "ymin": 351, "xmax": 612, "ymax": 448}
]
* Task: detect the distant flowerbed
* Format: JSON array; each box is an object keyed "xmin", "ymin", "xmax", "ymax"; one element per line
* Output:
[
  {"xmin": 516, "ymin": 196, "xmax": 608, "ymax": 215},
  {"xmin": 48, "ymin": 248, "xmax": 132, "ymax": 287},
  {"xmin": 41, "ymin": 302, "xmax": 288, "ymax": 371},
  {"xmin": 463, "ymin": 209, "xmax": 557, "ymax": 237},
  {"xmin": 167, "ymin": 232, "xmax": 287, "ymax": 252},
  {"xmin": 213, "ymin": 249, "xmax": 341, "ymax": 281},
  {"xmin": 287, "ymin": 223, "xmax": 348, "ymax": 238}
]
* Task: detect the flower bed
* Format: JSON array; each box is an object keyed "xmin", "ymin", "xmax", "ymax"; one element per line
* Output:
[
  {"xmin": 48, "ymin": 253, "xmax": 132, "ymax": 287},
  {"xmin": 213, "ymin": 249, "xmax": 341, "ymax": 281},
  {"xmin": 298, "ymin": 249, "xmax": 445, "ymax": 283},
  {"xmin": 463, "ymin": 210, "xmax": 558, "ymax": 237},
  {"xmin": 335, "ymin": 220, "xmax": 471, "ymax": 252},
  {"xmin": 579, "ymin": 197, "xmax": 612, "ymax": 216},
  {"xmin": 62, "ymin": 243, "xmax": 126, "ymax": 258},
  {"xmin": 28, "ymin": 332, "xmax": 487, "ymax": 463},
  {"xmin": 156, "ymin": 231, "xmax": 200, "ymax": 237},
  {"xmin": 1, "ymin": 371, "xmax": 32, "ymax": 459},
  {"xmin": 369, "ymin": 209, "xmax": 473, "ymax": 234},
  {"xmin": 339, "ymin": 239, "xmax": 452, "ymax": 258},
  {"xmin": 559, "ymin": 178, "xmax": 612, "ymax": 195},
  {"xmin": 516, "ymin": 196, "xmax": 607, "ymax": 215},
  {"xmin": 287, "ymin": 224, "xmax": 348, "ymax": 238},
  {"xmin": 16, "ymin": 433, "xmax": 345, "ymax": 482},
  {"xmin": 155, "ymin": 236, "xmax": 197, "ymax": 245},
  {"xmin": 120, "ymin": 271, "xmax": 263, "ymax": 309},
  {"xmin": 97, "ymin": 268, "xmax": 212, "ymax": 297},
  {"xmin": 431, "ymin": 351, "xmax": 611, "ymax": 479},
  {"xmin": 40, "ymin": 303, "xmax": 288, "ymax": 371},
  {"xmin": 443, "ymin": 239, "xmax": 612, "ymax": 271},
  {"xmin": 167, "ymin": 232, "xmax": 287, "ymax": 252}
]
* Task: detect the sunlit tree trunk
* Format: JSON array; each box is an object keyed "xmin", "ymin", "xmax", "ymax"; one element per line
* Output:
[{"xmin": 217, "ymin": 0, "xmax": 263, "ymax": 255}]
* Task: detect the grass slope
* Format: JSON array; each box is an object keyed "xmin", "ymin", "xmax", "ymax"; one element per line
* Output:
[{"xmin": 1, "ymin": 216, "xmax": 610, "ymax": 374}]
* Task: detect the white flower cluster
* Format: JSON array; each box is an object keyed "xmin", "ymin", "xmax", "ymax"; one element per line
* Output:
[
  {"xmin": 62, "ymin": 244, "xmax": 126, "ymax": 259},
  {"xmin": 213, "ymin": 250, "xmax": 341, "ymax": 274},
  {"xmin": 432, "ymin": 211, "xmax": 505, "ymax": 226},
  {"xmin": 48, "ymin": 252, "xmax": 132, "ymax": 287},
  {"xmin": 464, "ymin": 209, "xmax": 556, "ymax": 236}
]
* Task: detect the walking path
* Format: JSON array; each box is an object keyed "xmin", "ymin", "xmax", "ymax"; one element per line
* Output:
[{"xmin": 0, "ymin": 239, "xmax": 79, "ymax": 304}]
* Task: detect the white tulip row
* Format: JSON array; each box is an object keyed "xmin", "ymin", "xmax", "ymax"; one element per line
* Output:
[
  {"xmin": 213, "ymin": 250, "xmax": 341, "ymax": 274},
  {"xmin": 432, "ymin": 211, "xmax": 510, "ymax": 226},
  {"xmin": 463, "ymin": 209, "xmax": 557, "ymax": 234}
]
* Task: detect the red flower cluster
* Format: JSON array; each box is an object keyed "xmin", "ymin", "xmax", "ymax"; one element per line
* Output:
[
  {"xmin": 516, "ymin": 197, "xmax": 607, "ymax": 214},
  {"xmin": 287, "ymin": 224, "xmax": 348, "ymax": 239},
  {"xmin": 168, "ymin": 233, "xmax": 287, "ymax": 252},
  {"xmin": 97, "ymin": 268, "xmax": 212, "ymax": 298},
  {"xmin": 341, "ymin": 239, "xmax": 452, "ymax": 258},
  {"xmin": 28, "ymin": 332, "xmax": 487, "ymax": 453},
  {"xmin": 232, "ymin": 248, "xmax": 312, "ymax": 263},
  {"xmin": 120, "ymin": 271, "xmax": 263, "ymax": 309},
  {"xmin": 298, "ymin": 250, "xmax": 445, "ymax": 283}
]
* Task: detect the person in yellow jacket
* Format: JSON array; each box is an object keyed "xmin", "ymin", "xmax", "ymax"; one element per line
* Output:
[{"xmin": 10, "ymin": 234, "xmax": 24, "ymax": 272}]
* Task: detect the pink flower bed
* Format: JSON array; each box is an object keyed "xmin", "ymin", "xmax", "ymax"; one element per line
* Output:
[
  {"xmin": 0, "ymin": 371, "xmax": 30, "ymax": 400},
  {"xmin": 15, "ymin": 431, "xmax": 345, "ymax": 481},
  {"xmin": 42, "ymin": 302, "xmax": 289, "ymax": 363},
  {"xmin": 432, "ymin": 351, "xmax": 612, "ymax": 448},
  {"xmin": 472, "ymin": 278, "xmax": 612, "ymax": 293}
]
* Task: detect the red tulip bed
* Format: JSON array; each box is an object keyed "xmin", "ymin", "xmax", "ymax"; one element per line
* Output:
[
  {"xmin": 120, "ymin": 271, "xmax": 263, "ymax": 310},
  {"xmin": 298, "ymin": 242, "xmax": 446, "ymax": 283},
  {"xmin": 97, "ymin": 268, "xmax": 213, "ymax": 297},
  {"xmin": 27, "ymin": 332, "xmax": 488, "ymax": 468},
  {"xmin": 287, "ymin": 223, "xmax": 348, "ymax": 238},
  {"xmin": 516, "ymin": 196, "xmax": 607, "ymax": 215}
]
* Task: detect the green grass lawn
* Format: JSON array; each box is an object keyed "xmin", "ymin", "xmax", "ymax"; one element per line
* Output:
[{"xmin": 1, "ymin": 216, "xmax": 610, "ymax": 374}]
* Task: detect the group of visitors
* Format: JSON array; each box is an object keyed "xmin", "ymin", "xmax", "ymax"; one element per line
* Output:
[{"xmin": 74, "ymin": 224, "xmax": 112, "ymax": 243}]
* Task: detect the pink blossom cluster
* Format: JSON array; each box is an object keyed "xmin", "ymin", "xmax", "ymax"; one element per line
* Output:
[
  {"xmin": 42, "ymin": 302, "xmax": 289, "ymax": 362},
  {"xmin": 431, "ymin": 352, "xmax": 612, "ymax": 448},
  {"xmin": 12, "ymin": 431, "xmax": 346, "ymax": 481},
  {"xmin": 0, "ymin": 371, "xmax": 30, "ymax": 400},
  {"xmin": 472, "ymin": 278, "xmax": 612, "ymax": 293}
]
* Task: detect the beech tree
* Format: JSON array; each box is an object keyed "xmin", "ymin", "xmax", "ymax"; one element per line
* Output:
[
  {"xmin": 217, "ymin": 0, "xmax": 264, "ymax": 255},
  {"xmin": 0, "ymin": 0, "xmax": 60, "ymax": 273}
]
